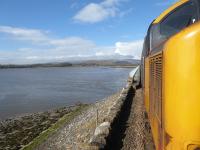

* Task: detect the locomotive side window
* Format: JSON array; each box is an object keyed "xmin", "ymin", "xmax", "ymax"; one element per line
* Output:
[{"xmin": 160, "ymin": 2, "xmax": 198, "ymax": 38}]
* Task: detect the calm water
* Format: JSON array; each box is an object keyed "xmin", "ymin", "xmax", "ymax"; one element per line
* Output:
[{"xmin": 0, "ymin": 67, "xmax": 132, "ymax": 120}]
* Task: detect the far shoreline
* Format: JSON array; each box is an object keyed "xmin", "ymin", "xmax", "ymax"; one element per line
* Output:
[
  {"xmin": 0, "ymin": 65, "xmax": 138, "ymax": 69},
  {"xmin": 0, "ymin": 59, "xmax": 140, "ymax": 69}
]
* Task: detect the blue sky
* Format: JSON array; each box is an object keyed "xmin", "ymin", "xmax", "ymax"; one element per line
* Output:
[{"xmin": 0, "ymin": 0, "xmax": 176, "ymax": 64}]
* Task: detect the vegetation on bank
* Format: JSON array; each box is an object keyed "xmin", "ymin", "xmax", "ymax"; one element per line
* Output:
[{"xmin": 21, "ymin": 104, "xmax": 89, "ymax": 150}]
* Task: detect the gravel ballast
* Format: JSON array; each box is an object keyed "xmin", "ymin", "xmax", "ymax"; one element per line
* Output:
[{"xmin": 121, "ymin": 89, "xmax": 155, "ymax": 150}]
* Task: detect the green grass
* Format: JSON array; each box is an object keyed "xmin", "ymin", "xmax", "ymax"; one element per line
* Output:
[{"xmin": 21, "ymin": 104, "xmax": 89, "ymax": 150}]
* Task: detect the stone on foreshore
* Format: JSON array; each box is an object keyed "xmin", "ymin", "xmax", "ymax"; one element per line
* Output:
[
  {"xmin": 94, "ymin": 122, "xmax": 110, "ymax": 136},
  {"xmin": 89, "ymin": 122, "xmax": 111, "ymax": 148},
  {"xmin": 89, "ymin": 135, "xmax": 106, "ymax": 149}
]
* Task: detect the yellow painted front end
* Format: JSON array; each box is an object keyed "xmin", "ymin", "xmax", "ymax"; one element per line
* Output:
[{"xmin": 163, "ymin": 21, "xmax": 200, "ymax": 149}]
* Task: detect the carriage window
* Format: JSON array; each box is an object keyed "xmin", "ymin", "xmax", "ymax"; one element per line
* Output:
[{"xmin": 160, "ymin": 2, "xmax": 197, "ymax": 38}]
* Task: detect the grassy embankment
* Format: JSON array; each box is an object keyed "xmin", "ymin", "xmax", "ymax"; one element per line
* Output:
[{"xmin": 21, "ymin": 104, "xmax": 89, "ymax": 150}]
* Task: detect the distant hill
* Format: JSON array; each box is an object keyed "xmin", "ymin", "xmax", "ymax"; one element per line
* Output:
[
  {"xmin": 73, "ymin": 59, "xmax": 140, "ymax": 67},
  {"xmin": 0, "ymin": 59, "xmax": 140, "ymax": 69}
]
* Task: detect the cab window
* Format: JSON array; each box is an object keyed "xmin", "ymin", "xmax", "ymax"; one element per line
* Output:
[
  {"xmin": 160, "ymin": 2, "xmax": 198, "ymax": 38},
  {"xmin": 150, "ymin": 1, "xmax": 198, "ymax": 52}
]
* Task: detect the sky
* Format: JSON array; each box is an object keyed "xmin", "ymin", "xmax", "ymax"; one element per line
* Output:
[{"xmin": 0, "ymin": 0, "xmax": 177, "ymax": 64}]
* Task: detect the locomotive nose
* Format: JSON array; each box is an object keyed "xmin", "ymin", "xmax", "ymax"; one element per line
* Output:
[{"xmin": 163, "ymin": 21, "xmax": 200, "ymax": 150}]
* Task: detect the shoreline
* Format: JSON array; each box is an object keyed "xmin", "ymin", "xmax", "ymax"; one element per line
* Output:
[
  {"xmin": 0, "ymin": 78, "xmax": 134, "ymax": 150},
  {"xmin": 0, "ymin": 103, "xmax": 89, "ymax": 150},
  {"xmin": 0, "ymin": 90, "xmax": 122, "ymax": 150},
  {"xmin": 0, "ymin": 65, "xmax": 137, "ymax": 70},
  {"xmin": 0, "ymin": 89, "xmax": 124, "ymax": 150},
  {"xmin": 0, "ymin": 103, "xmax": 85, "ymax": 122}
]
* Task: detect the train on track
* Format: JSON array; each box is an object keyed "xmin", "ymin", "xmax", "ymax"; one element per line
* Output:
[{"xmin": 140, "ymin": 0, "xmax": 200, "ymax": 149}]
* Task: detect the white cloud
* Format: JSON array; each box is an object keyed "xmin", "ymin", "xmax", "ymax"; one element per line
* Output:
[
  {"xmin": 74, "ymin": 3, "xmax": 116, "ymax": 23},
  {"xmin": 95, "ymin": 52, "xmax": 105, "ymax": 56},
  {"xmin": 0, "ymin": 25, "xmax": 95, "ymax": 50},
  {"xmin": 0, "ymin": 26, "xmax": 48, "ymax": 43},
  {"xmin": 0, "ymin": 25, "xmax": 143, "ymax": 64},
  {"xmin": 49, "ymin": 37, "xmax": 95, "ymax": 52},
  {"xmin": 73, "ymin": 0, "xmax": 126, "ymax": 23},
  {"xmin": 115, "ymin": 40, "xmax": 143, "ymax": 59}
]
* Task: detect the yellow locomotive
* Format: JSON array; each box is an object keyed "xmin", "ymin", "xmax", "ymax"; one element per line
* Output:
[{"xmin": 141, "ymin": 0, "xmax": 200, "ymax": 149}]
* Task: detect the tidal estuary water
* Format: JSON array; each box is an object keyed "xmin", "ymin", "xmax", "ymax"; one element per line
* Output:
[{"xmin": 0, "ymin": 67, "xmax": 132, "ymax": 120}]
